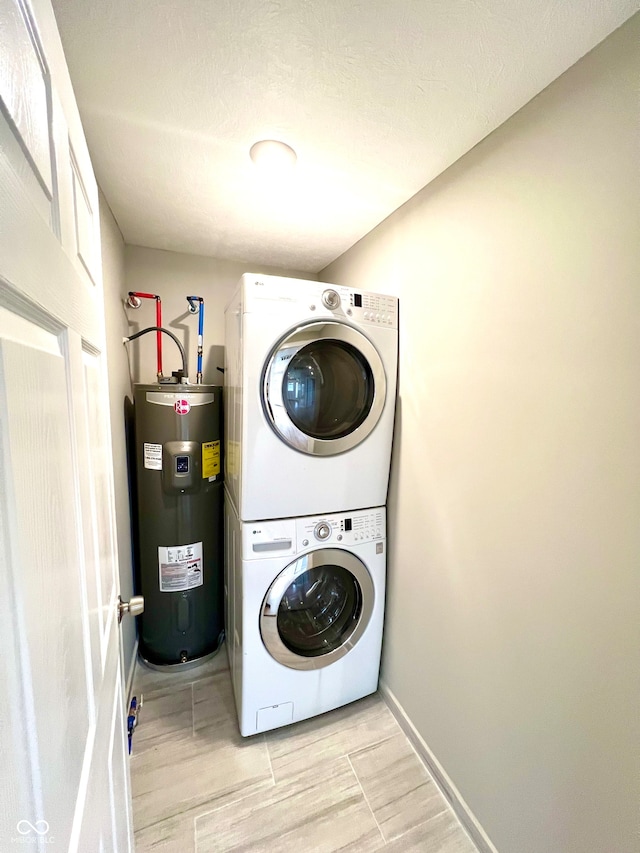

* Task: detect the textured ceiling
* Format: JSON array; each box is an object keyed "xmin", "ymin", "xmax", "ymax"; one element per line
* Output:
[{"xmin": 51, "ymin": 0, "xmax": 637, "ymax": 272}]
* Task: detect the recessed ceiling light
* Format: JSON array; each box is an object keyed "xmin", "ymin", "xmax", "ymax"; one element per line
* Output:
[{"xmin": 249, "ymin": 139, "xmax": 297, "ymax": 171}]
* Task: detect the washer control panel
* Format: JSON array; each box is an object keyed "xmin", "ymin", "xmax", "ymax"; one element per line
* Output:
[{"xmin": 297, "ymin": 507, "xmax": 386, "ymax": 549}]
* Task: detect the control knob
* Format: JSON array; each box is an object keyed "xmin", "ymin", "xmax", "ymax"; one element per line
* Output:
[
  {"xmin": 314, "ymin": 521, "xmax": 332, "ymax": 541},
  {"xmin": 322, "ymin": 289, "xmax": 341, "ymax": 310}
]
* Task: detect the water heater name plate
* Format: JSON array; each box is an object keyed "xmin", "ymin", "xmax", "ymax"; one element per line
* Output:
[{"xmin": 146, "ymin": 392, "xmax": 215, "ymax": 407}]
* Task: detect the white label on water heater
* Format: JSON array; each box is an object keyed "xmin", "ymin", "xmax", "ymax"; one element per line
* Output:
[
  {"xmin": 144, "ymin": 442, "xmax": 162, "ymax": 470},
  {"xmin": 158, "ymin": 541, "xmax": 203, "ymax": 592}
]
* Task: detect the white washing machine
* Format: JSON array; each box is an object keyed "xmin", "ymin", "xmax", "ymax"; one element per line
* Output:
[
  {"xmin": 224, "ymin": 273, "xmax": 398, "ymax": 521},
  {"xmin": 224, "ymin": 492, "xmax": 386, "ymax": 736}
]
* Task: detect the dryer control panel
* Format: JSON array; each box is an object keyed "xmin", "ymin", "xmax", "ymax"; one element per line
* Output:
[
  {"xmin": 346, "ymin": 290, "xmax": 398, "ymax": 330},
  {"xmin": 296, "ymin": 507, "xmax": 386, "ymax": 549},
  {"xmin": 241, "ymin": 273, "xmax": 398, "ymax": 330}
]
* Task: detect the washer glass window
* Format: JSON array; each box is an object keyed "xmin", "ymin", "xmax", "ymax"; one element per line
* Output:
[
  {"xmin": 260, "ymin": 549, "xmax": 375, "ymax": 671},
  {"xmin": 283, "ymin": 340, "xmax": 374, "ymax": 440},
  {"xmin": 277, "ymin": 563, "xmax": 362, "ymax": 657}
]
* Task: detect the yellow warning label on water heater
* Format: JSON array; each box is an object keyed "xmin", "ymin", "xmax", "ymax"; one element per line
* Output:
[{"xmin": 202, "ymin": 440, "xmax": 220, "ymax": 478}]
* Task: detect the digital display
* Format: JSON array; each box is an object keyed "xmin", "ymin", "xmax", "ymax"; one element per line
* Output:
[
  {"xmin": 344, "ymin": 518, "xmax": 352, "ymax": 532},
  {"xmin": 176, "ymin": 456, "xmax": 189, "ymax": 474},
  {"xmin": 354, "ymin": 294, "xmax": 362, "ymax": 308}
]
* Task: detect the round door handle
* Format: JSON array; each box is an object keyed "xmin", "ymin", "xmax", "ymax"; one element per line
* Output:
[{"xmin": 118, "ymin": 595, "xmax": 145, "ymax": 623}]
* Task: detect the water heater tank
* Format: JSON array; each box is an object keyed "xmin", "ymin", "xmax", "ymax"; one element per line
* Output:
[{"xmin": 132, "ymin": 384, "xmax": 224, "ymax": 668}]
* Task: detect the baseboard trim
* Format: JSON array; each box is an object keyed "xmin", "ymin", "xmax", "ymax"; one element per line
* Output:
[
  {"xmin": 379, "ymin": 680, "xmax": 498, "ymax": 853},
  {"xmin": 125, "ymin": 637, "xmax": 138, "ymax": 704}
]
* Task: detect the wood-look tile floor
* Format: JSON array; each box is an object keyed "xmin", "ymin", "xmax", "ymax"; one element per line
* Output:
[{"xmin": 130, "ymin": 650, "xmax": 476, "ymax": 853}]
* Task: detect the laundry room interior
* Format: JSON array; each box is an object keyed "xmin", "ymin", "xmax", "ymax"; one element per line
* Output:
[{"xmin": 1, "ymin": 2, "xmax": 638, "ymax": 852}]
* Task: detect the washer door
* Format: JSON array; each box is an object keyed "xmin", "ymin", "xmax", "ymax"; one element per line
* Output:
[
  {"xmin": 262, "ymin": 321, "xmax": 386, "ymax": 456},
  {"xmin": 260, "ymin": 548, "xmax": 375, "ymax": 671}
]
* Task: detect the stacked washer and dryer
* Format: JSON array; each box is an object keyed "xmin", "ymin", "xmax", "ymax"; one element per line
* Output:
[{"xmin": 223, "ymin": 274, "xmax": 398, "ymax": 736}]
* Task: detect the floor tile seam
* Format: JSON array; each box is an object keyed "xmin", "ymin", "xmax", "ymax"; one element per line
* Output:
[
  {"xmin": 195, "ymin": 805, "xmax": 333, "ymax": 852},
  {"xmin": 218, "ymin": 783, "xmax": 375, "ymax": 851},
  {"xmin": 131, "ymin": 811, "xmax": 190, "ymax": 837},
  {"xmin": 191, "ymin": 682, "xmax": 195, "ymax": 737},
  {"xmin": 133, "ymin": 709, "xmax": 194, "ymax": 736},
  {"xmin": 133, "ymin": 777, "xmax": 276, "ymax": 836},
  {"xmin": 191, "ymin": 776, "xmax": 277, "ymax": 828},
  {"xmin": 263, "ymin": 732, "xmax": 276, "ymax": 786},
  {"xmin": 190, "ymin": 666, "xmax": 230, "ymax": 683},
  {"xmin": 371, "ymin": 776, "xmax": 442, "ymax": 814},
  {"xmin": 129, "ymin": 726, "xmax": 195, "ymax": 760},
  {"xmin": 136, "ymin": 668, "xmax": 230, "ymax": 697},
  {"xmin": 134, "ymin": 687, "xmax": 194, "ymax": 706},
  {"xmin": 345, "ymin": 753, "xmax": 388, "ymax": 846},
  {"xmin": 346, "ymin": 729, "xmax": 401, "ymax": 760},
  {"xmin": 264, "ymin": 706, "xmax": 390, "ymax": 754},
  {"xmin": 193, "ymin": 810, "xmax": 198, "ymax": 853},
  {"xmin": 129, "ymin": 733, "xmax": 203, "ymax": 766},
  {"xmin": 285, "ymin": 714, "xmax": 397, "ymax": 751},
  {"xmin": 268, "ymin": 746, "xmax": 372, "ymax": 792},
  {"xmin": 190, "ymin": 676, "xmax": 230, "ymax": 696},
  {"xmin": 129, "ymin": 805, "xmax": 208, "ymax": 852},
  {"xmin": 135, "ymin": 699, "xmax": 192, "ymax": 715},
  {"xmin": 386, "ymin": 804, "xmax": 453, "ymax": 846},
  {"xmin": 268, "ymin": 730, "xmax": 399, "ymax": 781}
]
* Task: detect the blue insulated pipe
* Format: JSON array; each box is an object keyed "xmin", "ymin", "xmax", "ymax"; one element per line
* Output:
[{"xmin": 186, "ymin": 296, "xmax": 205, "ymax": 383}]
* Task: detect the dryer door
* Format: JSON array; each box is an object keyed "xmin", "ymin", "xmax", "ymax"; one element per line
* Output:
[
  {"xmin": 260, "ymin": 548, "xmax": 375, "ymax": 671},
  {"xmin": 262, "ymin": 321, "xmax": 386, "ymax": 455}
]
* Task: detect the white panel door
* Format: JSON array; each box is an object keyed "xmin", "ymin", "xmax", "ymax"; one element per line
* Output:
[{"xmin": 0, "ymin": 0, "xmax": 134, "ymax": 849}]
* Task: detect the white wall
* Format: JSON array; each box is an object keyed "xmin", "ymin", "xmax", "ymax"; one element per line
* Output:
[
  {"xmin": 124, "ymin": 247, "xmax": 312, "ymax": 385},
  {"xmin": 322, "ymin": 15, "xmax": 640, "ymax": 853},
  {"xmin": 99, "ymin": 193, "xmax": 136, "ymax": 684}
]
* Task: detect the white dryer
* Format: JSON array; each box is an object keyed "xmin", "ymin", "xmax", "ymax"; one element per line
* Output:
[
  {"xmin": 224, "ymin": 492, "xmax": 386, "ymax": 736},
  {"xmin": 224, "ymin": 273, "xmax": 398, "ymax": 521}
]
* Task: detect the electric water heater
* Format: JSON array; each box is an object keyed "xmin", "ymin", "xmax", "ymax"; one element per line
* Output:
[{"xmin": 132, "ymin": 383, "xmax": 223, "ymax": 667}]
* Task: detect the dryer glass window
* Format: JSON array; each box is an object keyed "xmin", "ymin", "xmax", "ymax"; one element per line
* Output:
[
  {"xmin": 283, "ymin": 341, "xmax": 374, "ymax": 440},
  {"xmin": 277, "ymin": 564, "xmax": 362, "ymax": 657}
]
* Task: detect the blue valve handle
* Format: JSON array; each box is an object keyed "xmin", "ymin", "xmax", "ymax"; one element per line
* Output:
[{"xmin": 127, "ymin": 696, "xmax": 139, "ymax": 754}]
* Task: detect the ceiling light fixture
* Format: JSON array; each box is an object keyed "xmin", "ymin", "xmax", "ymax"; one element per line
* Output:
[{"xmin": 249, "ymin": 139, "xmax": 297, "ymax": 171}]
